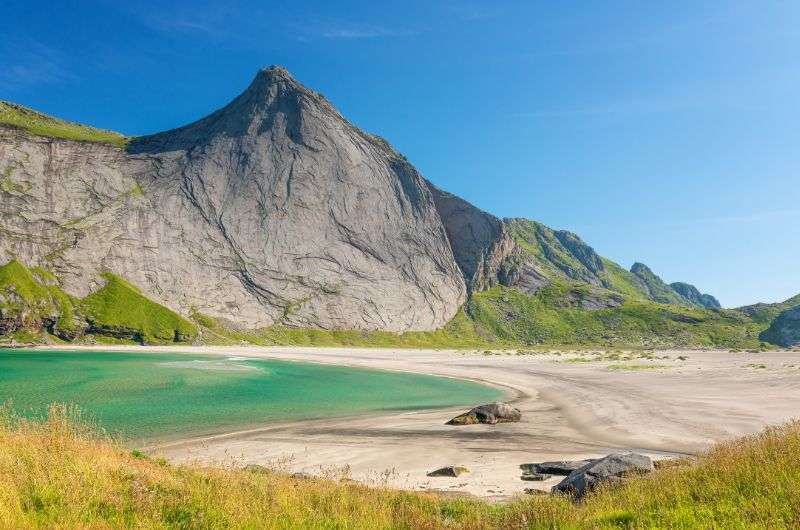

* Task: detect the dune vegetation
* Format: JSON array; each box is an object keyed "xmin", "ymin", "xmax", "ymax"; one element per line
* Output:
[{"xmin": 1, "ymin": 404, "xmax": 799, "ymax": 529}]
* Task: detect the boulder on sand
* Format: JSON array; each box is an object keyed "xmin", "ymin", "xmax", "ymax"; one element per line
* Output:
[
  {"xmin": 520, "ymin": 460, "xmax": 597, "ymax": 476},
  {"xmin": 427, "ymin": 466, "xmax": 469, "ymax": 477},
  {"xmin": 552, "ymin": 453, "xmax": 653, "ymax": 498},
  {"xmin": 446, "ymin": 402, "xmax": 521, "ymax": 425}
]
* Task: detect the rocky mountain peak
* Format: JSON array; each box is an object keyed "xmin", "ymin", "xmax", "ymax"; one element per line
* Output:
[
  {"xmin": 112, "ymin": 67, "xmax": 467, "ymax": 331},
  {"xmin": 129, "ymin": 66, "xmax": 331, "ymax": 153},
  {"xmin": 630, "ymin": 262, "xmax": 652, "ymax": 276}
]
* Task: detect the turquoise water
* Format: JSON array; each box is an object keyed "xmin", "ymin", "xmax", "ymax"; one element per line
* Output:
[{"xmin": 0, "ymin": 350, "xmax": 502, "ymax": 441}]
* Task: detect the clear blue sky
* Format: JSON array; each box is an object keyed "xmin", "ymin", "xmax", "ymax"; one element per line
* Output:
[{"xmin": 2, "ymin": 1, "xmax": 798, "ymax": 307}]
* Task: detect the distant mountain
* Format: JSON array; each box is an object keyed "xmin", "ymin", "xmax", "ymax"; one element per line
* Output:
[
  {"xmin": 630, "ymin": 263, "xmax": 693, "ymax": 307},
  {"xmin": 0, "ymin": 66, "xmax": 786, "ymax": 348},
  {"xmin": 670, "ymin": 282, "xmax": 721, "ymax": 310}
]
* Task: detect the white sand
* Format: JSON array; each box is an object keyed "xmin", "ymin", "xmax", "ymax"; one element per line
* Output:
[{"xmin": 36, "ymin": 345, "xmax": 800, "ymax": 501}]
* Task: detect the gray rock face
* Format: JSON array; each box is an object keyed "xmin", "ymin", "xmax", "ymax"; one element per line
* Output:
[
  {"xmin": 551, "ymin": 453, "xmax": 653, "ymax": 498},
  {"xmin": 761, "ymin": 305, "xmax": 800, "ymax": 347},
  {"xmin": 428, "ymin": 183, "xmax": 516, "ymax": 292},
  {"xmin": 446, "ymin": 402, "xmax": 522, "ymax": 425},
  {"xmin": 670, "ymin": 282, "xmax": 721, "ymax": 309},
  {"xmin": 0, "ymin": 67, "xmax": 467, "ymax": 331}
]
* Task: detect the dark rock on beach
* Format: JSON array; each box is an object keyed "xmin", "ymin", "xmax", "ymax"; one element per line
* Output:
[
  {"xmin": 551, "ymin": 453, "xmax": 654, "ymax": 498},
  {"xmin": 427, "ymin": 466, "xmax": 469, "ymax": 477},
  {"xmin": 520, "ymin": 459, "xmax": 598, "ymax": 476},
  {"xmin": 446, "ymin": 402, "xmax": 521, "ymax": 425}
]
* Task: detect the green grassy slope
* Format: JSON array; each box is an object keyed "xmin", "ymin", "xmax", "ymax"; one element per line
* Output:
[
  {"xmin": 192, "ymin": 284, "xmax": 766, "ymax": 350},
  {"xmin": 0, "ymin": 260, "xmax": 198, "ymax": 345},
  {"xmin": 598, "ymin": 258, "xmax": 651, "ymax": 300},
  {"xmin": 505, "ymin": 218, "xmax": 601, "ymax": 283},
  {"xmin": 466, "ymin": 285, "xmax": 762, "ymax": 348},
  {"xmin": 0, "ymin": 101, "xmax": 128, "ymax": 147},
  {"xmin": 504, "ymin": 218, "xmax": 653, "ymax": 301},
  {"xmin": 0, "ymin": 258, "xmax": 772, "ymax": 349},
  {"xmin": 81, "ymin": 273, "xmax": 197, "ymax": 344},
  {"xmin": 0, "ymin": 260, "xmax": 78, "ymax": 338},
  {"xmin": 4, "ymin": 406, "xmax": 800, "ymax": 528},
  {"xmin": 737, "ymin": 293, "xmax": 800, "ymax": 324}
]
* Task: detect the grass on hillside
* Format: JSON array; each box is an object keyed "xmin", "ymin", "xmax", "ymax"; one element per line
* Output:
[
  {"xmin": 0, "ymin": 101, "xmax": 128, "ymax": 148},
  {"xmin": 0, "ymin": 256, "xmax": 778, "ymax": 349},
  {"xmin": 738, "ymin": 293, "xmax": 800, "ymax": 324},
  {"xmin": 2, "ymin": 404, "xmax": 800, "ymax": 528},
  {"xmin": 192, "ymin": 307, "xmax": 492, "ymax": 349},
  {"xmin": 191, "ymin": 284, "xmax": 767, "ymax": 350},
  {"xmin": 597, "ymin": 258, "xmax": 650, "ymax": 300},
  {"xmin": 466, "ymin": 285, "xmax": 763, "ymax": 349},
  {"xmin": 81, "ymin": 273, "xmax": 197, "ymax": 344}
]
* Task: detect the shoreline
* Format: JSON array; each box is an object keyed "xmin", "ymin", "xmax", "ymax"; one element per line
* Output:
[{"xmin": 27, "ymin": 344, "xmax": 800, "ymax": 501}]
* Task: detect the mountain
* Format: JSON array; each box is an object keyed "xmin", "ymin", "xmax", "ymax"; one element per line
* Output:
[
  {"xmin": 1, "ymin": 67, "xmax": 465, "ymax": 333},
  {"xmin": 629, "ymin": 263, "xmax": 692, "ymax": 306},
  {"xmin": 0, "ymin": 66, "xmax": 788, "ymax": 348},
  {"xmin": 670, "ymin": 282, "xmax": 721, "ymax": 310}
]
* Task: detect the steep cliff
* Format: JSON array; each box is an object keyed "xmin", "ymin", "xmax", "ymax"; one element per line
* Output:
[{"xmin": 0, "ymin": 67, "xmax": 466, "ymax": 332}]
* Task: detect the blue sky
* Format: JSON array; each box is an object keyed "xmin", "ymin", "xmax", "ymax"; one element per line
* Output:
[{"xmin": 2, "ymin": 1, "xmax": 798, "ymax": 307}]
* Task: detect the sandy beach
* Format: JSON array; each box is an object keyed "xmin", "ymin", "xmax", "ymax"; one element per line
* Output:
[{"xmin": 35, "ymin": 345, "xmax": 800, "ymax": 501}]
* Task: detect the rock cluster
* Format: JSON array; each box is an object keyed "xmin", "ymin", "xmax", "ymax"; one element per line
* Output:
[{"xmin": 551, "ymin": 453, "xmax": 654, "ymax": 498}]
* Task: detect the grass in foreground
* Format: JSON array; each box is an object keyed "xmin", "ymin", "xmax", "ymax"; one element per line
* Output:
[
  {"xmin": 2, "ymin": 405, "xmax": 800, "ymax": 529},
  {"xmin": 0, "ymin": 101, "xmax": 128, "ymax": 148}
]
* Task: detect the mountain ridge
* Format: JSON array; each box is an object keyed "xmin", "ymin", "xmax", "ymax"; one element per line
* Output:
[{"xmin": 1, "ymin": 66, "xmax": 790, "ymax": 347}]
